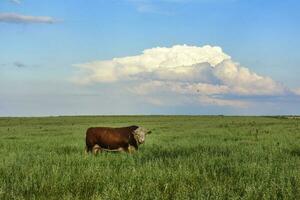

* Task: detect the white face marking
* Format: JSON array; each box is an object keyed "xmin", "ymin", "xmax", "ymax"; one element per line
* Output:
[{"xmin": 134, "ymin": 127, "xmax": 147, "ymax": 144}]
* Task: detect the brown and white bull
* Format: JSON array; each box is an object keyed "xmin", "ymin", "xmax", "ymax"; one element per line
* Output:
[{"xmin": 85, "ymin": 125, "xmax": 151, "ymax": 154}]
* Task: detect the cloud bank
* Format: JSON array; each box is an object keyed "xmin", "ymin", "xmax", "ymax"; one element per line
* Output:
[
  {"xmin": 73, "ymin": 44, "xmax": 294, "ymax": 107},
  {"xmin": 0, "ymin": 13, "xmax": 57, "ymax": 24}
]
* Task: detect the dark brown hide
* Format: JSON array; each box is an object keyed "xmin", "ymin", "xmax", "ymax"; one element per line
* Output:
[{"xmin": 85, "ymin": 125, "xmax": 139, "ymax": 153}]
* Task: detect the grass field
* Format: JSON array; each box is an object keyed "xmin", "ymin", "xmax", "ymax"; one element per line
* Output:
[{"xmin": 0, "ymin": 116, "xmax": 300, "ymax": 200}]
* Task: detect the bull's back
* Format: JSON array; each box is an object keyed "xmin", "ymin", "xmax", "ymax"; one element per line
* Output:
[{"xmin": 86, "ymin": 127, "xmax": 134, "ymax": 149}]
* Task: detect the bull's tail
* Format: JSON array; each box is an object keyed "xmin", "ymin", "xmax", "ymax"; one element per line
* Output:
[
  {"xmin": 85, "ymin": 128, "xmax": 93, "ymax": 154},
  {"xmin": 85, "ymin": 144, "xmax": 93, "ymax": 153},
  {"xmin": 85, "ymin": 137, "xmax": 93, "ymax": 154}
]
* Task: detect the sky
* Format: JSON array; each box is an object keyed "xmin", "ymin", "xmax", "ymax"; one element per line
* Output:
[{"xmin": 0, "ymin": 0, "xmax": 300, "ymax": 116}]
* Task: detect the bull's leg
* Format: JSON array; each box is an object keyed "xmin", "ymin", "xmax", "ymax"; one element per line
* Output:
[
  {"xmin": 127, "ymin": 145, "xmax": 137, "ymax": 154},
  {"xmin": 92, "ymin": 144, "xmax": 102, "ymax": 155}
]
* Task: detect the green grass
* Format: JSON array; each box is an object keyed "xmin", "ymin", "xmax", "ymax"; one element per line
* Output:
[{"xmin": 0, "ymin": 116, "xmax": 300, "ymax": 200}]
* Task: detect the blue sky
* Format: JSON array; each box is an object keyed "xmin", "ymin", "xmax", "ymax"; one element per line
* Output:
[{"xmin": 1, "ymin": 0, "xmax": 300, "ymax": 116}]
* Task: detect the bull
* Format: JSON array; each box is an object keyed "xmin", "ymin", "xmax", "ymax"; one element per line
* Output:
[{"xmin": 85, "ymin": 125, "xmax": 151, "ymax": 154}]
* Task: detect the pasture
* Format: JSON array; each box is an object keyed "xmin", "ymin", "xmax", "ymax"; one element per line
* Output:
[{"xmin": 0, "ymin": 116, "xmax": 299, "ymax": 199}]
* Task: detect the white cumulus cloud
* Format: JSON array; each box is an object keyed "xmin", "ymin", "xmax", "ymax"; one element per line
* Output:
[
  {"xmin": 72, "ymin": 44, "xmax": 292, "ymax": 107},
  {"xmin": 74, "ymin": 45, "xmax": 230, "ymax": 83}
]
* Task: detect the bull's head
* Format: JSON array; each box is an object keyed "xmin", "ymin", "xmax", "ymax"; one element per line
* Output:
[{"xmin": 133, "ymin": 127, "xmax": 151, "ymax": 144}]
